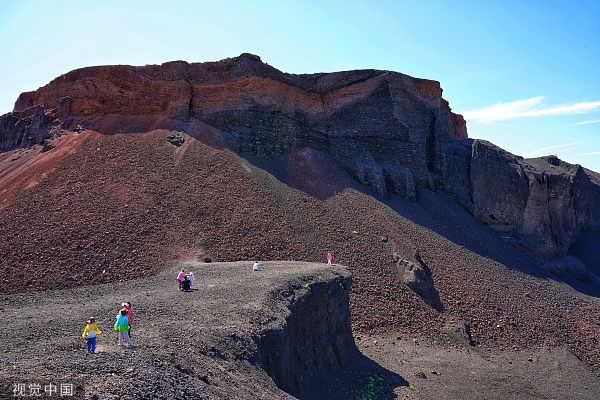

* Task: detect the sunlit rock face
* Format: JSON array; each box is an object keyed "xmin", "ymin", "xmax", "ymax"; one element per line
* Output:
[{"xmin": 3, "ymin": 53, "xmax": 599, "ymax": 259}]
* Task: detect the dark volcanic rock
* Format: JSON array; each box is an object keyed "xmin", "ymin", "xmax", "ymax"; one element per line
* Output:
[
  {"xmin": 443, "ymin": 140, "xmax": 600, "ymax": 258},
  {"xmin": 392, "ymin": 248, "xmax": 443, "ymax": 311},
  {"xmin": 166, "ymin": 132, "xmax": 185, "ymax": 147},
  {"xmin": 0, "ymin": 105, "xmax": 55, "ymax": 151},
  {"xmin": 256, "ymin": 274, "xmax": 358, "ymax": 398}
]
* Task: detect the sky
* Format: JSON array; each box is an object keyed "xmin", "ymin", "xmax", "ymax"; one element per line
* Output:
[{"xmin": 1, "ymin": 0, "xmax": 599, "ymax": 172}]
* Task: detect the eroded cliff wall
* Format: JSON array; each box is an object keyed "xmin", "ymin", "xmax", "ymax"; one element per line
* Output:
[
  {"xmin": 1, "ymin": 53, "xmax": 598, "ymax": 260},
  {"xmin": 255, "ymin": 272, "xmax": 358, "ymax": 398}
]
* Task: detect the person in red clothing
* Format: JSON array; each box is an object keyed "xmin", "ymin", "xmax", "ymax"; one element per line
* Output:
[
  {"xmin": 122, "ymin": 302, "xmax": 134, "ymax": 338},
  {"xmin": 326, "ymin": 250, "xmax": 334, "ymax": 265},
  {"xmin": 176, "ymin": 269, "xmax": 186, "ymax": 290}
]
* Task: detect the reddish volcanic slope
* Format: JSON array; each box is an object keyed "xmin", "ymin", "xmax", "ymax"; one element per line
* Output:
[
  {"xmin": 0, "ymin": 128, "xmax": 599, "ymax": 370},
  {"xmin": 0, "ymin": 55, "xmax": 599, "ymax": 372}
]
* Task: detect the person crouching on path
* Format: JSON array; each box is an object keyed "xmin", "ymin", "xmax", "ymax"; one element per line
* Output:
[
  {"xmin": 326, "ymin": 250, "xmax": 334, "ymax": 265},
  {"xmin": 122, "ymin": 302, "xmax": 134, "ymax": 338},
  {"xmin": 252, "ymin": 261, "xmax": 261, "ymax": 271},
  {"xmin": 176, "ymin": 269, "xmax": 186, "ymax": 290},
  {"xmin": 181, "ymin": 275, "xmax": 192, "ymax": 292},
  {"xmin": 82, "ymin": 317, "xmax": 102, "ymax": 353},
  {"xmin": 114, "ymin": 309, "xmax": 132, "ymax": 347}
]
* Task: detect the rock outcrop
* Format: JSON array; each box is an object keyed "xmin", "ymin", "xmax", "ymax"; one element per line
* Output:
[
  {"xmin": 392, "ymin": 248, "xmax": 443, "ymax": 311},
  {"xmin": 1, "ymin": 53, "xmax": 599, "ymax": 260},
  {"xmin": 4, "ymin": 54, "xmax": 466, "ymax": 199},
  {"xmin": 442, "ymin": 140, "xmax": 600, "ymax": 257},
  {"xmin": 0, "ymin": 105, "xmax": 56, "ymax": 151},
  {"xmin": 255, "ymin": 272, "xmax": 358, "ymax": 397}
]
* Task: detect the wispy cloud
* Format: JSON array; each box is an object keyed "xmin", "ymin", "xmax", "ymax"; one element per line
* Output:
[
  {"xmin": 461, "ymin": 96, "xmax": 600, "ymax": 124},
  {"xmin": 581, "ymin": 151, "xmax": 600, "ymax": 156},
  {"xmin": 572, "ymin": 119, "xmax": 600, "ymax": 126},
  {"xmin": 524, "ymin": 141, "xmax": 585, "ymax": 158}
]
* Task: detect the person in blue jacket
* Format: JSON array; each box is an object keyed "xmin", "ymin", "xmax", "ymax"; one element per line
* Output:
[{"xmin": 114, "ymin": 309, "xmax": 132, "ymax": 347}]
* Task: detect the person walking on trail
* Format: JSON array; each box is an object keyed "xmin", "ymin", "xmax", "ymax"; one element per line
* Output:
[
  {"xmin": 176, "ymin": 269, "xmax": 186, "ymax": 290},
  {"xmin": 114, "ymin": 309, "xmax": 132, "ymax": 347},
  {"xmin": 82, "ymin": 317, "xmax": 102, "ymax": 353},
  {"xmin": 181, "ymin": 275, "xmax": 192, "ymax": 292},
  {"xmin": 326, "ymin": 250, "xmax": 334, "ymax": 265},
  {"xmin": 252, "ymin": 261, "xmax": 261, "ymax": 271},
  {"xmin": 122, "ymin": 302, "xmax": 134, "ymax": 338}
]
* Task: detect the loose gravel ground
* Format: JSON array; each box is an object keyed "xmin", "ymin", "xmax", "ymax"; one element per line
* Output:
[
  {"xmin": 1, "ymin": 130, "xmax": 599, "ymax": 397},
  {"xmin": 358, "ymin": 334, "xmax": 600, "ymax": 400},
  {"xmin": 0, "ymin": 261, "xmax": 350, "ymax": 399}
]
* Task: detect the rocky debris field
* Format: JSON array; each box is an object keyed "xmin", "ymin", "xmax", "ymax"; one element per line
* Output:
[
  {"xmin": 1, "ymin": 259, "xmax": 597, "ymax": 400},
  {"xmin": 0, "ymin": 261, "xmax": 374, "ymax": 399},
  {"xmin": 1, "ymin": 55, "xmax": 599, "ymax": 400},
  {"xmin": 0, "ymin": 129, "xmax": 599, "ymax": 375},
  {"xmin": 357, "ymin": 334, "xmax": 600, "ymax": 400}
]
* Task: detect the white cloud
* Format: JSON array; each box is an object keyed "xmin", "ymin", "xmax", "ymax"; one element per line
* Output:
[
  {"xmin": 572, "ymin": 119, "xmax": 600, "ymax": 126},
  {"xmin": 581, "ymin": 151, "xmax": 600, "ymax": 156},
  {"xmin": 461, "ymin": 96, "xmax": 600, "ymax": 124},
  {"xmin": 524, "ymin": 141, "xmax": 585, "ymax": 158}
]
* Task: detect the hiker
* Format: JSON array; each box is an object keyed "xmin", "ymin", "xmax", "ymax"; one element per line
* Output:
[
  {"xmin": 122, "ymin": 302, "xmax": 134, "ymax": 338},
  {"xmin": 181, "ymin": 275, "xmax": 192, "ymax": 292},
  {"xmin": 176, "ymin": 269, "xmax": 186, "ymax": 290},
  {"xmin": 82, "ymin": 317, "xmax": 102, "ymax": 354},
  {"xmin": 188, "ymin": 272, "xmax": 195, "ymax": 288},
  {"xmin": 114, "ymin": 309, "xmax": 132, "ymax": 347},
  {"xmin": 252, "ymin": 261, "xmax": 261, "ymax": 271},
  {"xmin": 326, "ymin": 250, "xmax": 334, "ymax": 265}
]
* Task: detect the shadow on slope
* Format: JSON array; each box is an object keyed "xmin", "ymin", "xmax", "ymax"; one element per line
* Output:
[
  {"xmin": 39, "ymin": 116, "xmax": 588, "ymax": 296},
  {"xmin": 387, "ymin": 189, "xmax": 600, "ymax": 297},
  {"xmin": 298, "ymin": 353, "xmax": 408, "ymax": 400},
  {"xmin": 240, "ymin": 147, "xmax": 366, "ymax": 201},
  {"xmin": 237, "ymin": 142, "xmax": 600, "ymax": 298}
]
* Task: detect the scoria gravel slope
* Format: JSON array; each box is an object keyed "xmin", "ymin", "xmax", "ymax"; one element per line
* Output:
[{"xmin": 0, "ymin": 128, "xmax": 599, "ymax": 375}]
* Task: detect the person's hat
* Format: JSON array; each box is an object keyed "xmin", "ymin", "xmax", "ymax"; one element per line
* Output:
[{"xmin": 87, "ymin": 317, "xmax": 95, "ymax": 323}]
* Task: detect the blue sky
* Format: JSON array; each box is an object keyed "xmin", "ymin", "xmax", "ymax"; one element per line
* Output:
[{"xmin": 1, "ymin": 0, "xmax": 599, "ymax": 171}]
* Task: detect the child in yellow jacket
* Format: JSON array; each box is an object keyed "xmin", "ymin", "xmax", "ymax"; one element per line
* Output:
[{"xmin": 82, "ymin": 317, "xmax": 102, "ymax": 353}]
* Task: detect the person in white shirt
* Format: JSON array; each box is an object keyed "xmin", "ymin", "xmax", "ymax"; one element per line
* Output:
[
  {"xmin": 252, "ymin": 261, "xmax": 261, "ymax": 271},
  {"xmin": 188, "ymin": 272, "xmax": 195, "ymax": 288}
]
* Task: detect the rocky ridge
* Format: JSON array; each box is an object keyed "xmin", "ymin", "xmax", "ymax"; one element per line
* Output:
[{"xmin": 1, "ymin": 54, "xmax": 597, "ymax": 260}]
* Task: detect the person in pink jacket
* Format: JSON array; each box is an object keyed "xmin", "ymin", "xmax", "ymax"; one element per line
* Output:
[
  {"xmin": 326, "ymin": 250, "xmax": 334, "ymax": 265},
  {"xmin": 176, "ymin": 269, "xmax": 186, "ymax": 290}
]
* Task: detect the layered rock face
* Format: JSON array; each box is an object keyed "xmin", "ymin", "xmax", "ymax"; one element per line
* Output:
[
  {"xmin": 1, "ymin": 53, "xmax": 599, "ymax": 259},
  {"xmin": 7, "ymin": 53, "xmax": 465, "ymax": 201},
  {"xmin": 443, "ymin": 140, "xmax": 600, "ymax": 257}
]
